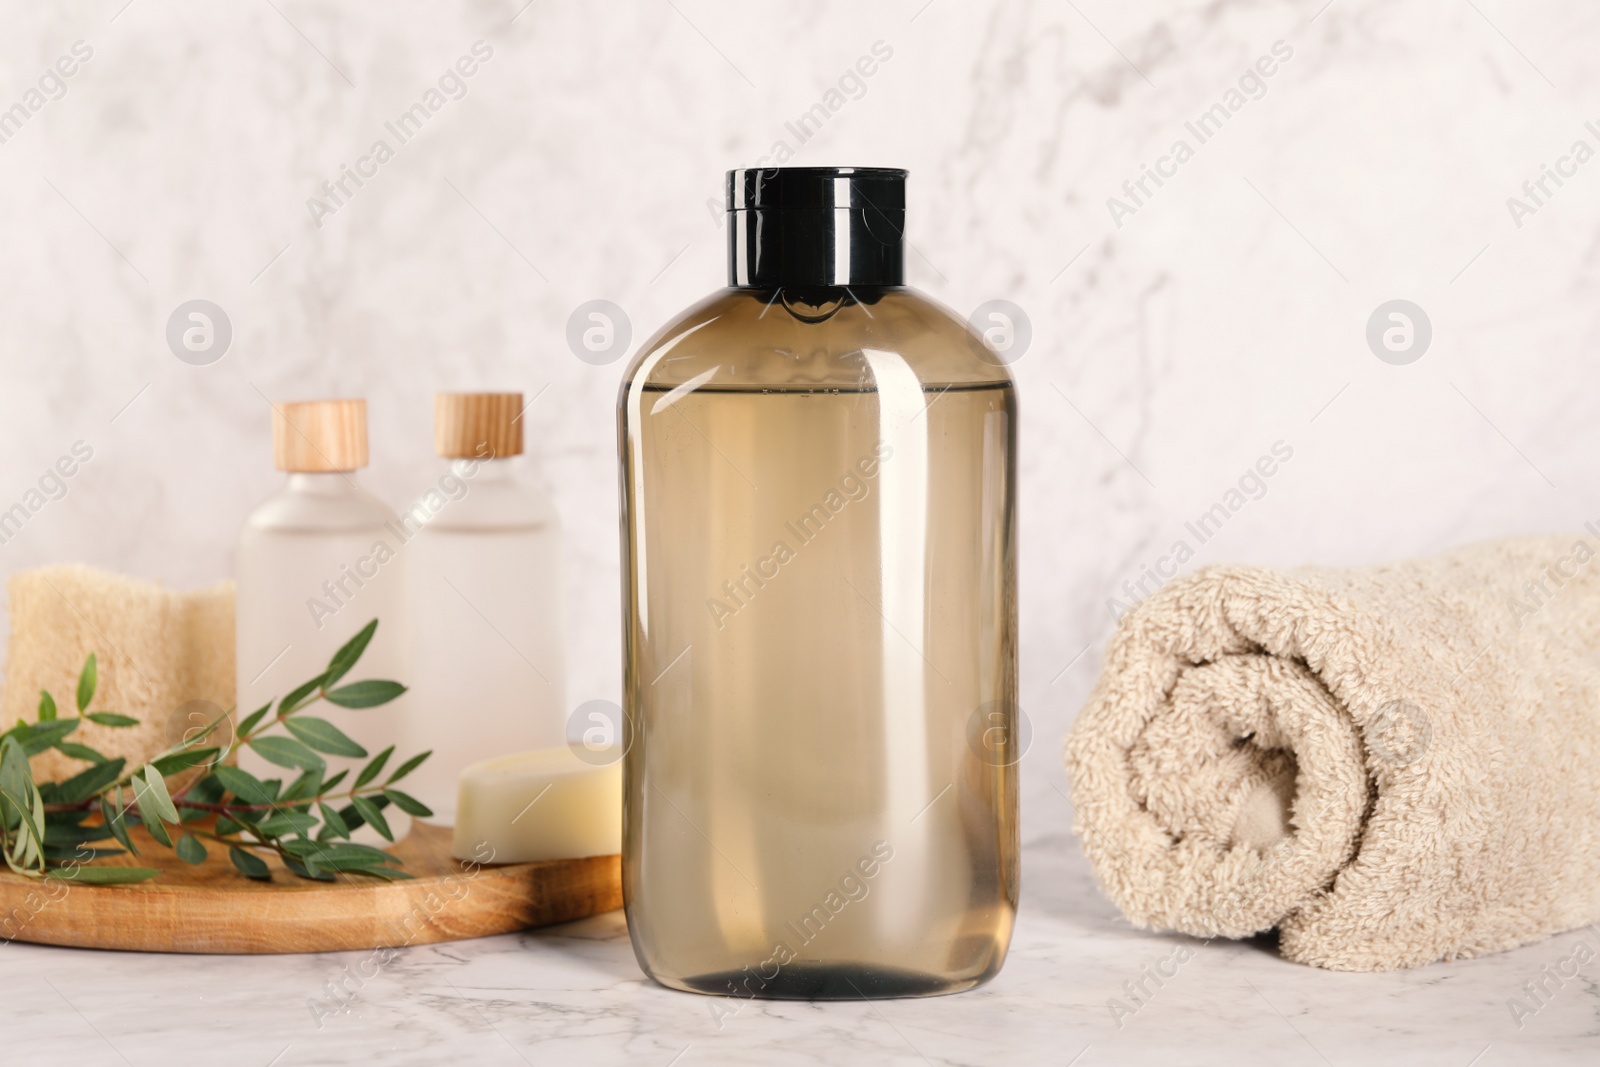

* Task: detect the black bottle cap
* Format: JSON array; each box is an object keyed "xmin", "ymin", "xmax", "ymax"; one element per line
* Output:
[{"xmin": 726, "ymin": 167, "xmax": 907, "ymax": 288}]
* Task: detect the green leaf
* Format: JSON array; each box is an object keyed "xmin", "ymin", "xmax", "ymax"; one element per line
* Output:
[
  {"xmin": 283, "ymin": 716, "xmax": 368, "ymax": 758},
  {"xmin": 229, "ymin": 846, "xmax": 271, "ymax": 880},
  {"xmin": 76, "ymin": 653, "xmax": 97, "ymax": 712},
  {"xmin": 143, "ymin": 815, "xmax": 173, "ymax": 848},
  {"xmin": 213, "ymin": 815, "xmax": 243, "ymax": 836},
  {"xmin": 54, "ymin": 810, "xmax": 97, "ymax": 826},
  {"xmin": 2, "ymin": 847, "xmax": 33, "ymax": 877},
  {"xmin": 37, "ymin": 691, "xmax": 56, "ymax": 723},
  {"xmin": 151, "ymin": 747, "xmax": 220, "ymax": 777},
  {"xmin": 46, "ymin": 865, "xmax": 161, "ymax": 884},
  {"xmin": 29, "ymin": 780, "xmax": 46, "ymax": 868},
  {"xmin": 55, "ymin": 741, "xmax": 109, "ymax": 764},
  {"xmin": 43, "ymin": 845, "xmax": 125, "ymax": 862},
  {"xmin": 354, "ymin": 746, "xmax": 394, "ymax": 789},
  {"xmin": 0, "ymin": 735, "xmax": 30, "ymax": 795},
  {"xmin": 132, "ymin": 768, "xmax": 179, "ymax": 825},
  {"xmin": 324, "ymin": 681, "xmax": 406, "ymax": 709},
  {"xmin": 249, "ymin": 736, "xmax": 325, "ymax": 773},
  {"xmin": 2, "ymin": 843, "xmax": 30, "ymax": 876},
  {"xmin": 0, "ymin": 737, "xmax": 40, "ymax": 871},
  {"xmin": 282, "ymin": 855, "xmax": 336, "ymax": 882},
  {"xmin": 2, "ymin": 787, "xmax": 45, "ymax": 861},
  {"xmin": 213, "ymin": 765, "xmax": 275, "ymax": 805},
  {"xmin": 257, "ymin": 810, "xmax": 319, "ymax": 836},
  {"xmin": 186, "ymin": 774, "xmax": 226, "ymax": 805},
  {"xmin": 99, "ymin": 796, "xmax": 137, "ymax": 856},
  {"xmin": 236, "ymin": 703, "xmax": 271, "ymax": 738},
  {"xmin": 290, "ymin": 842, "xmax": 399, "ymax": 872},
  {"xmin": 384, "ymin": 750, "xmax": 431, "ymax": 785},
  {"xmin": 324, "ymin": 841, "xmax": 400, "ymax": 866},
  {"xmin": 52, "ymin": 758, "xmax": 126, "ymax": 804},
  {"xmin": 43, "ymin": 821, "xmax": 117, "ymax": 847},
  {"xmin": 321, "ymin": 769, "xmax": 349, "ymax": 793},
  {"xmin": 280, "ymin": 767, "xmax": 324, "ymax": 803},
  {"xmin": 17, "ymin": 719, "xmax": 79, "ymax": 756},
  {"xmin": 175, "ymin": 834, "xmax": 207, "ymax": 864},
  {"xmin": 42, "ymin": 806, "xmax": 91, "ymax": 826},
  {"xmin": 317, "ymin": 802, "xmax": 350, "ymax": 839},
  {"xmin": 330, "ymin": 803, "xmax": 362, "ymax": 833},
  {"xmin": 324, "ymin": 619, "xmax": 378, "ymax": 688},
  {"xmin": 278, "ymin": 673, "xmax": 329, "ymax": 717},
  {"xmin": 383, "ymin": 789, "xmax": 431, "ymax": 818},
  {"xmin": 349, "ymin": 795, "xmax": 392, "ymax": 841},
  {"xmin": 85, "ymin": 712, "xmax": 139, "ymax": 728}
]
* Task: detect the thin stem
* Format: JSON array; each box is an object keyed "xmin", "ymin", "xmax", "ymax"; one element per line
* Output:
[
  {"xmin": 44, "ymin": 781, "xmax": 388, "ymax": 817},
  {"xmin": 185, "ymin": 825, "xmax": 277, "ymax": 855},
  {"xmin": 169, "ymin": 690, "xmax": 326, "ymax": 805}
]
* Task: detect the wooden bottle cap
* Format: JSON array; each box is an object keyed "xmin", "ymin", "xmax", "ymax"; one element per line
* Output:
[
  {"xmin": 272, "ymin": 399, "xmax": 369, "ymax": 472},
  {"xmin": 434, "ymin": 392, "xmax": 523, "ymax": 459}
]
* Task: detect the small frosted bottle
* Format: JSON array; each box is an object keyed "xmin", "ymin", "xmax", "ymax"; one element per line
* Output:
[
  {"xmin": 235, "ymin": 398, "xmax": 411, "ymax": 841},
  {"xmin": 403, "ymin": 392, "xmax": 566, "ymax": 824},
  {"xmin": 618, "ymin": 168, "xmax": 1019, "ymax": 998}
]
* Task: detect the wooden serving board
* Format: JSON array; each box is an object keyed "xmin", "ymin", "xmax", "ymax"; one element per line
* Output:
[{"xmin": 0, "ymin": 823, "xmax": 621, "ymax": 954}]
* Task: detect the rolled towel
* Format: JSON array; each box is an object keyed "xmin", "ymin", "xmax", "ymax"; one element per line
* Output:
[{"xmin": 1065, "ymin": 535, "xmax": 1600, "ymax": 971}]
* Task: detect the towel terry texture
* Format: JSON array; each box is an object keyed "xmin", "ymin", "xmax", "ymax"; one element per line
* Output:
[{"xmin": 1065, "ymin": 535, "xmax": 1600, "ymax": 971}]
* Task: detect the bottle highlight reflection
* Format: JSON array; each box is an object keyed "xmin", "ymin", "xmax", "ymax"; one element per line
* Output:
[{"xmin": 617, "ymin": 168, "xmax": 1018, "ymax": 999}]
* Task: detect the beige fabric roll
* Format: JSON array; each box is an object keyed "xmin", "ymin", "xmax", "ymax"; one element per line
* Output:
[
  {"xmin": 1065, "ymin": 535, "xmax": 1600, "ymax": 971},
  {"xmin": 2, "ymin": 564, "xmax": 235, "ymax": 781}
]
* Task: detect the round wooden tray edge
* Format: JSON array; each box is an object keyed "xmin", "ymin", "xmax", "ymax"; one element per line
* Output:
[{"xmin": 0, "ymin": 824, "xmax": 623, "ymax": 954}]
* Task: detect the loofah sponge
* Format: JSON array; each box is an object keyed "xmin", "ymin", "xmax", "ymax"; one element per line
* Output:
[{"xmin": 2, "ymin": 564, "xmax": 234, "ymax": 782}]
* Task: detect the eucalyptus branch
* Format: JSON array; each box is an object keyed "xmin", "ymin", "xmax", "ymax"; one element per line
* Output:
[{"xmin": 0, "ymin": 618, "xmax": 431, "ymax": 885}]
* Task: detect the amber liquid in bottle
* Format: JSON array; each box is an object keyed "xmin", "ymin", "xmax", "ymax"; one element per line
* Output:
[{"xmin": 619, "ymin": 287, "xmax": 1019, "ymax": 998}]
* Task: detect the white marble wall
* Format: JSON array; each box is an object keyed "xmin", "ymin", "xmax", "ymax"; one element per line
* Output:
[{"xmin": 1, "ymin": 0, "xmax": 1597, "ymax": 846}]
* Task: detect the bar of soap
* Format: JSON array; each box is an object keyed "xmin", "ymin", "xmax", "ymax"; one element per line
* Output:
[{"xmin": 452, "ymin": 748, "xmax": 621, "ymax": 863}]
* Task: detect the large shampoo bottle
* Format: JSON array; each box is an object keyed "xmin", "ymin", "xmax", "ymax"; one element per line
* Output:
[
  {"xmin": 617, "ymin": 168, "xmax": 1019, "ymax": 998},
  {"xmin": 235, "ymin": 399, "xmax": 412, "ymax": 840}
]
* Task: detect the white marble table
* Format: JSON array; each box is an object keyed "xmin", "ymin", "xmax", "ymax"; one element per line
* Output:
[
  {"xmin": 5, "ymin": 834, "xmax": 1593, "ymax": 1066},
  {"xmin": 0, "ymin": 0, "xmax": 1595, "ymax": 1059}
]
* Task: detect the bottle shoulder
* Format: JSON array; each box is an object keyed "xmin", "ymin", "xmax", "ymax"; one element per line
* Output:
[
  {"xmin": 243, "ymin": 476, "xmax": 398, "ymax": 533},
  {"xmin": 617, "ymin": 287, "xmax": 1015, "ymax": 396},
  {"xmin": 411, "ymin": 475, "xmax": 560, "ymax": 532}
]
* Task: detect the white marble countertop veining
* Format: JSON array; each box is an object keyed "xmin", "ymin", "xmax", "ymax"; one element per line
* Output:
[{"xmin": 4, "ymin": 836, "xmax": 1594, "ymax": 1066}]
